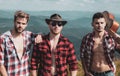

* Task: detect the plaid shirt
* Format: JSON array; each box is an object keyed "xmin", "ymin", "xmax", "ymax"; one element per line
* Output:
[
  {"xmin": 80, "ymin": 31, "xmax": 116, "ymax": 73},
  {"xmin": 31, "ymin": 34, "xmax": 78, "ymax": 76},
  {"xmin": 0, "ymin": 31, "xmax": 34, "ymax": 76}
]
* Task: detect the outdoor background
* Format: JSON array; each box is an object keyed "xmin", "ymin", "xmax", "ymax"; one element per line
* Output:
[{"xmin": 0, "ymin": 0, "xmax": 120, "ymax": 76}]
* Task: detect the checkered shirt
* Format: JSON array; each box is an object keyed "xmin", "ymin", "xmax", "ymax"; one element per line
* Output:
[
  {"xmin": 80, "ymin": 31, "xmax": 116, "ymax": 73},
  {"xmin": 31, "ymin": 34, "xmax": 78, "ymax": 76},
  {"xmin": 0, "ymin": 31, "xmax": 34, "ymax": 76}
]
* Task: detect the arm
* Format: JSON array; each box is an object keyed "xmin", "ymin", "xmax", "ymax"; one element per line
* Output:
[
  {"xmin": 70, "ymin": 70, "xmax": 77, "ymax": 76},
  {"xmin": 0, "ymin": 65, "xmax": 8, "ymax": 76},
  {"xmin": 80, "ymin": 37, "xmax": 88, "ymax": 74},
  {"xmin": 67, "ymin": 43, "xmax": 78, "ymax": 76},
  {"xmin": 31, "ymin": 32, "xmax": 42, "ymax": 44},
  {"xmin": 107, "ymin": 29, "xmax": 120, "ymax": 53},
  {"xmin": 80, "ymin": 37, "xmax": 93, "ymax": 76},
  {"xmin": 107, "ymin": 29, "xmax": 120, "ymax": 43},
  {"xmin": 30, "ymin": 44, "xmax": 40, "ymax": 76},
  {"xmin": 80, "ymin": 59, "xmax": 93, "ymax": 76},
  {"xmin": 30, "ymin": 70, "xmax": 37, "ymax": 76},
  {"xmin": 0, "ymin": 38, "xmax": 7, "ymax": 76},
  {"xmin": 81, "ymin": 58, "xmax": 91, "ymax": 75},
  {"xmin": 34, "ymin": 34, "xmax": 42, "ymax": 44}
]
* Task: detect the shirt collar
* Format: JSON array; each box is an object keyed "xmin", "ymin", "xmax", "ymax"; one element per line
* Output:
[
  {"xmin": 3, "ymin": 30, "xmax": 25, "ymax": 38},
  {"xmin": 91, "ymin": 31, "xmax": 109, "ymax": 38}
]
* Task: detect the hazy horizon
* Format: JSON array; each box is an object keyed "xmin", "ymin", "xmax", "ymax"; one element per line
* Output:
[{"xmin": 0, "ymin": 0, "xmax": 120, "ymax": 14}]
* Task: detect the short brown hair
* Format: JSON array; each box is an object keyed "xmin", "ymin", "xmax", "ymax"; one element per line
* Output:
[
  {"xmin": 14, "ymin": 10, "xmax": 29, "ymax": 22},
  {"xmin": 92, "ymin": 12, "xmax": 107, "ymax": 24}
]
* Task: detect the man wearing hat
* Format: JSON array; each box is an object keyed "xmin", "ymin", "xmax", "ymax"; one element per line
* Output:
[
  {"xmin": 80, "ymin": 12, "xmax": 120, "ymax": 76},
  {"xmin": 30, "ymin": 14, "xmax": 78, "ymax": 76}
]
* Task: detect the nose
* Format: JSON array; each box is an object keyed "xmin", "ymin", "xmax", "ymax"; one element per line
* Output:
[
  {"xmin": 18, "ymin": 23, "xmax": 22, "ymax": 27},
  {"xmin": 55, "ymin": 24, "xmax": 59, "ymax": 27}
]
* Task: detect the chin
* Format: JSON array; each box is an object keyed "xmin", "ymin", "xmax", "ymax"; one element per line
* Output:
[
  {"xmin": 17, "ymin": 30, "xmax": 24, "ymax": 33},
  {"xmin": 52, "ymin": 32, "xmax": 59, "ymax": 35},
  {"xmin": 97, "ymin": 30, "xmax": 103, "ymax": 33},
  {"xmin": 54, "ymin": 33, "xmax": 59, "ymax": 35},
  {"xmin": 96, "ymin": 29, "xmax": 104, "ymax": 32}
]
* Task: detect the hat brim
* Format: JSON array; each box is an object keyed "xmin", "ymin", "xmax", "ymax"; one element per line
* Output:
[{"xmin": 45, "ymin": 19, "xmax": 67, "ymax": 25}]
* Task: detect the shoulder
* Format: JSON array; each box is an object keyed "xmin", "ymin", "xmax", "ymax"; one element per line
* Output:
[
  {"xmin": 24, "ymin": 31, "xmax": 32, "ymax": 34},
  {"xmin": 0, "ymin": 31, "xmax": 11, "ymax": 43},
  {"xmin": 61, "ymin": 36, "xmax": 73, "ymax": 44},
  {"xmin": 82, "ymin": 32, "xmax": 93, "ymax": 39},
  {"xmin": 0, "ymin": 31, "xmax": 11, "ymax": 38}
]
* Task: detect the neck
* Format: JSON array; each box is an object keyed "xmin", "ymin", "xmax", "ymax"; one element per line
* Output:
[
  {"xmin": 11, "ymin": 29, "xmax": 22, "ymax": 38},
  {"xmin": 94, "ymin": 31, "xmax": 105, "ymax": 38},
  {"xmin": 49, "ymin": 33, "xmax": 60, "ymax": 40}
]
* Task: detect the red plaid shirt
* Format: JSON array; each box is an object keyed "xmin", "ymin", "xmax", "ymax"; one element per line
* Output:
[
  {"xmin": 80, "ymin": 31, "xmax": 116, "ymax": 73},
  {"xmin": 0, "ymin": 31, "xmax": 34, "ymax": 76},
  {"xmin": 31, "ymin": 34, "xmax": 78, "ymax": 76}
]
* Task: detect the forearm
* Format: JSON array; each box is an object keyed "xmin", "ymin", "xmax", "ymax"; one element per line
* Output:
[
  {"xmin": 0, "ymin": 65, "xmax": 7, "ymax": 76},
  {"xmin": 108, "ymin": 29, "xmax": 120, "ymax": 43},
  {"xmin": 81, "ymin": 58, "xmax": 88, "ymax": 73},
  {"xmin": 30, "ymin": 70, "xmax": 37, "ymax": 76},
  {"xmin": 70, "ymin": 70, "xmax": 77, "ymax": 76}
]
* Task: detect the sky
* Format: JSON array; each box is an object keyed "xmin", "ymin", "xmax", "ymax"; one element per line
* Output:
[{"xmin": 0, "ymin": 0, "xmax": 120, "ymax": 14}]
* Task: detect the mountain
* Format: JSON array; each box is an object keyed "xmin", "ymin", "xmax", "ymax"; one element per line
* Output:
[{"xmin": 0, "ymin": 10, "xmax": 120, "ymax": 60}]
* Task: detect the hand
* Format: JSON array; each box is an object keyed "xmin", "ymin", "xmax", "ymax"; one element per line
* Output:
[
  {"xmin": 85, "ymin": 72, "xmax": 94, "ymax": 76},
  {"xmin": 51, "ymin": 66, "xmax": 55, "ymax": 75},
  {"xmin": 114, "ymin": 36, "xmax": 120, "ymax": 44},
  {"xmin": 35, "ymin": 34, "xmax": 42, "ymax": 44}
]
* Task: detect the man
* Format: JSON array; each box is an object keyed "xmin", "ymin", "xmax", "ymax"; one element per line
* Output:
[
  {"xmin": 0, "ymin": 10, "xmax": 42, "ymax": 76},
  {"xmin": 80, "ymin": 12, "xmax": 120, "ymax": 76},
  {"xmin": 30, "ymin": 14, "xmax": 78, "ymax": 76}
]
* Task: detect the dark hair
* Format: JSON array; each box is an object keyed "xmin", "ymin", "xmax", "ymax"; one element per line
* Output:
[
  {"xmin": 14, "ymin": 10, "xmax": 29, "ymax": 22},
  {"xmin": 92, "ymin": 12, "xmax": 107, "ymax": 23}
]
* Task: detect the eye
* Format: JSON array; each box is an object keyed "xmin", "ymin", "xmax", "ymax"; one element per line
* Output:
[
  {"xmin": 17, "ymin": 22, "xmax": 20, "ymax": 24},
  {"xmin": 95, "ymin": 22, "xmax": 99, "ymax": 25},
  {"xmin": 22, "ymin": 23, "xmax": 26, "ymax": 25},
  {"xmin": 58, "ymin": 22, "xmax": 62, "ymax": 26},
  {"xmin": 51, "ymin": 21, "xmax": 56, "ymax": 26}
]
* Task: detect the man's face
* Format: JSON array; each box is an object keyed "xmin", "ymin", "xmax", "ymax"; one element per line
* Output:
[
  {"xmin": 92, "ymin": 18, "xmax": 106, "ymax": 32},
  {"xmin": 48, "ymin": 21, "xmax": 63, "ymax": 35},
  {"xmin": 14, "ymin": 17, "xmax": 28, "ymax": 33}
]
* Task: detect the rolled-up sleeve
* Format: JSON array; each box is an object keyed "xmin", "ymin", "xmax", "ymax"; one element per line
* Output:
[
  {"xmin": 30, "ymin": 44, "xmax": 40, "ymax": 70},
  {"xmin": 67, "ymin": 43, "xmax": 78, "ymax": 71},
  {"xmin": 80, "ymin": 36, "xmax": 87, "ymax": 59}
]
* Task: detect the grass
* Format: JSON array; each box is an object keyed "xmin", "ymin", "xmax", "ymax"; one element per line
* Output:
[
  {"xmin": 1, "ymin": 60, "xmax": 120, "ymax": 76},
  {"xmin": 115, "ymin": 60, "xmax": 120, "ymax": 76}
]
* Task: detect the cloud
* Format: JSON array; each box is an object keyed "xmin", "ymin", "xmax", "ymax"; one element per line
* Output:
[{"xmin": 0, "ymin": 0, "xmax": 120, "ymax": 14}]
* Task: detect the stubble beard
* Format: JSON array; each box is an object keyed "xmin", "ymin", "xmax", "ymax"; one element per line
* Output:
[
  {"xmin": 50, "ymin": 29, "xmax": 61, "ymax": 35},
  {"xmin": 15, "ymin": 26, "xmax": 24, "ymax": 34}
]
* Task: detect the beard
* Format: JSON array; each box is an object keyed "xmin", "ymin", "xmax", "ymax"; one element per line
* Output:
[
  {"xmin": 94, "ymin": 27, "xmax": 104, "ymax": 33},
  {"xmin": 50, "ymin": 28, "xmax": 61, "ymax": 35},
  {"xmin": 15, "ymin": 26, "xmax": 24, "ymax": 34}
]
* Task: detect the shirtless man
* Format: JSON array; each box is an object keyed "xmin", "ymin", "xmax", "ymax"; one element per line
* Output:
[
  {"xmin": 0, "ymin": 10, "xmax": 42, "ymax": 76},
  {"xmin": 80, "ymin": 12, "xmax": 120, "ymax": 76}
]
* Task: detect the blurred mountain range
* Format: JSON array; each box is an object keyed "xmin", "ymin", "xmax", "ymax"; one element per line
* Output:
[{"xmin": 0, "ymin": 10, "xmax": 120, "ymax": 60}]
